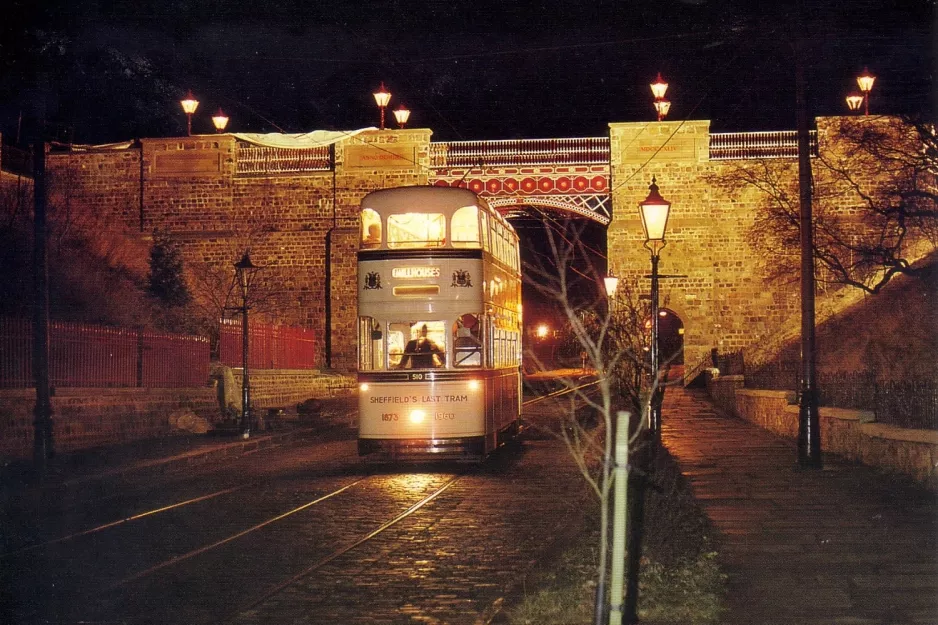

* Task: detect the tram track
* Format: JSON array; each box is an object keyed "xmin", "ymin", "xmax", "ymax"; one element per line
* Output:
[{"xmin": 9, "ymin": 463, "xmax": 474, "ymax": 625}]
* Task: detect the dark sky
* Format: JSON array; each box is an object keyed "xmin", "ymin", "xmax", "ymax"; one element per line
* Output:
[{"xmin": 1, "ymin": 0, "xmax": 934, "ymax": 145}]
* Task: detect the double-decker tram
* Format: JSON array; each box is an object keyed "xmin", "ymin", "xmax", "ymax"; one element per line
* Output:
[{"xmin": 357, "ymin": 186, "xmax": 523, "ymax": 461}]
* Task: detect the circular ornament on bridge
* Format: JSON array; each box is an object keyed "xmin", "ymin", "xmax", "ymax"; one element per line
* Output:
[
  {"xmin": 591, "ymin": 175, "xmax": 607, "ymax": 191},
  {"xmin": 521, "ymin": 178, "xmax": 537, "ymax": 193},
  {"xmin": 556, "ymin": 177, "xmax": 571, "ymax": 191},
  {"xmin": 504, "ymin": 178, "xmax": 518, "ymax": 192},
  {"xmin": 574, "ymin": 176, "xmax": 589, "ymax": 190},
  {"xmin": 538, "ymin": 178, "xmax": 554, "ymax": 192},
  {"xmin": 469, "ymin": 180, "xmax": 485, "ymax": 193},
  {"xmin": 487, "ymin": 179, "xmax": 503, "ymax": 193}
]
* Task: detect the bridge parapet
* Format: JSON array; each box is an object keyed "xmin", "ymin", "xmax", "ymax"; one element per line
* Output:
[
  {"xmin": 709, "ymin": 130, "xmax": 818, "ymax": 160},
  {"xmin": 430, "ymin": 137, "xmax": 610, "ymax": 168}
]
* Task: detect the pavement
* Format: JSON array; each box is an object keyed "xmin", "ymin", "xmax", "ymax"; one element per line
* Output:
[
  {"xmin": 662, "ymin": 386, "xmax": 938, "ymax": 625},
  {"xmin": 1, "ymin": 402, "xmax": 356, "ymax": 500}
]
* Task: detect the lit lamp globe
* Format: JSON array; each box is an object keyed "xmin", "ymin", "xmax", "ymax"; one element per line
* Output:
[
  {"xmin": 845, "ymin": 93, "xmax": 864, "ymax": 113},
  {"xmin": 180, "ymin": 90, "xmax": 199, "ymax": 136},
  {"xmin": 212, "ymin": 108, "xmax": 229, "ymax": 133},
  {"xmin": 373, "ymin": 82, "xmax": 392, "ymax": 130},
  {"xmin": 604, "ymin": 271, "xmax": 620, "ymax": 299},
  {"xmin": 639, "ymin": 176, "xmax": 672, "ymax": 252},
  {"xmin": 856, "ymin": 67, "xmax": 876, "ymax": 115},
  {"xmin": 393, "ymin": 103, "xmax": 411, "ymax": 128}
]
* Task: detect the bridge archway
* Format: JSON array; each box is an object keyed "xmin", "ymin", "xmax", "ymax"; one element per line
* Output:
[{"xmin": 658, "ymin": 308, "xmax": 685, "ymax": 366}]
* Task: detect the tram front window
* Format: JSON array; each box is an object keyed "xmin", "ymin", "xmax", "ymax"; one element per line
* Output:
[{"xmin": 391, "ymin": 321, "xmax": 446, "ymax": 369}]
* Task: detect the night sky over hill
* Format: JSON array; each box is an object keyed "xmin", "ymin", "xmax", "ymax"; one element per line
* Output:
[{"xmin": 0, "ymin": 0, "xmax": 933, "ymax": 145}]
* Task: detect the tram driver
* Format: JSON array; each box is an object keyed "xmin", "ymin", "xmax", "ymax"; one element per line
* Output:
[{"xmin": 399, "ymin": 324, "xmax": 445, "ymax": 369}]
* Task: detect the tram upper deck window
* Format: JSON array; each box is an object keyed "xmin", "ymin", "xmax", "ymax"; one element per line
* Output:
[
  {"xmin": 451, "ymin": 205, "xmax": 480, "ymax": 248},
  {"xmin": 361, "ymin": 209, "xmax": 382, "ymax": 249},
  {"xmin": 387, "ymin": 213, "xmax": 446, "ymax": 249}
]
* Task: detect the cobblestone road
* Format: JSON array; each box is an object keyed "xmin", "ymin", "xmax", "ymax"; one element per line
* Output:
[{"xmin": 4, "ymin": 431, "xmax": 590, "ymax": 625}]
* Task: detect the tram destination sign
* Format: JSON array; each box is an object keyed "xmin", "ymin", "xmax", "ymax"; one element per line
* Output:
[{"xmin": 392, "ymin": 266, "xmax": 441, "ymax": 279}]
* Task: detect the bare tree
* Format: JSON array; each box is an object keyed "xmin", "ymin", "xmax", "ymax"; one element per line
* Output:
[
  {"xmin": 521, "ymin": 212, "xmax": 656, "ymax": 623},
  {"xmin": 720, "ymin": 116, "xmax": 937, "ymax": 294}
]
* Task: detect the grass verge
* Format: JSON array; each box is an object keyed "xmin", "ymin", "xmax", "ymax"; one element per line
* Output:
[{"xmin": 505, "ymin": 444, "xmax": 726, "ymax": 625}]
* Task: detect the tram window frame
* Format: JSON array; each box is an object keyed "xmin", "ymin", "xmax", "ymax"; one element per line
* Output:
[
  {"xmin": 451, "ymin": 205, "xmax": 480, "ymax": 248},
  {"xmin": 361, "ymin": 209, "xmax": 382, "ymax": 249},
  {"xmin": 387, "ymin": 212, "xmax": 446, "ymax": 249},
  {"xmin": 359, "ymin": 316, "xmax": 386, "ymax": 371},
  {"xmin": 453, "ymin": 313, "xmax": 482, "ymax": 367}
]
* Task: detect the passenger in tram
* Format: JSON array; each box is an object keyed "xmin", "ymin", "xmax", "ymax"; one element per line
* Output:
[{"xmin": 399, "ymin": 324, "xmax": 445, "ymax": 369}]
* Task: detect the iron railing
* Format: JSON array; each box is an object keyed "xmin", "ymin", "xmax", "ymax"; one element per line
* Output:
[
  {"xmin": 0, "ymin": 317, "xmax": 209, "ymax": 388},
  {"xmin": 709, "ymin": 130, "xmax": 818, "ymax": 160},
  {"xmin": 430, "ymin": 137, "xmax": 610, "ymax": 168},
  {"xmin": 218, "ymin": 319, "xmax": 317, "ymax": 370},
  {"xmin": 743, "ymin": 360, "xmax": 938, "ymax": 431},
  {"xmin": 235, "ymin": 144, "xmax": 332, "ymax": 175}
]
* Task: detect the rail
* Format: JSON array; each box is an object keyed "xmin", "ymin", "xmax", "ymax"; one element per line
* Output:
[
  {"xmin": 430, "ymin": 137, "xmax": 610, "ymax": 168},
  {"xmin": 0, "ymin": 317, "xmax": 208, "ymax": 388},
  {"xmin": 218, "ymin": 319, "xmax": 317, "ymax": 370},
  {"xmin": 235, "ymin": 144, "xmax": 332, "ymax": 175},
  {"xmin": 709, "ymin": 130, "xmax": 818, "ymax": 160}
]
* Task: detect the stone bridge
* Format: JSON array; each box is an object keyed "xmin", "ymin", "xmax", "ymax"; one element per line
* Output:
[{"xmin": 3, "ymin": 118, "xmax": 871, "ymax": 374}]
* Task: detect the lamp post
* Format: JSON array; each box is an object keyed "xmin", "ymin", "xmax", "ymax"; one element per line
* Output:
[
  {"xmin": 638, "ymin": 177, "xmax": 671, "ymax": 436},
  {"xmin": 393, "ymin": 103, "xmax": 411, "ymax": 128},
  {"xmin": 212, "ymin": 108, "xmax": 229, "ymax": 133},
  {"xmin": 856, "ymin": 67, "xmax": 875, "ymax": 116},
  {"xmin": 234, "ymin": 253, "xmax": 262, "ymax": 440},
  {"xmin": 373, "ymin": 82, "xmax": 391, "ymax": 130},
  {"xmin": 180, "ymin": 90, "xmax": 199, "ymax": 136},
  {"xmin": 650, "ymin": 73, "xmax": 671, "ymax": 122}
]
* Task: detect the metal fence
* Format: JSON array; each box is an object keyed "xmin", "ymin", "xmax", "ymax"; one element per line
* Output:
[
  {"xmin": 430, "ymin": 137, "xmax": 611, "ymax": 168},
  {"xmin": 218, "ymin": 319, "xmax": 317, "ymax": 370},
  {"xmin": 235, "ymin": 144, "xmax": 332, "ymax": 175},
  {"xmin": 0, "ymin": 317, "xmax": 209, "ymax": 388},
  {"xmin": 709, "ymin": 130, "xmax": 819, "ymax": 160},
  {"xmin": 741, "ymin": 358, "xmax": 938, "ymax": 431}
]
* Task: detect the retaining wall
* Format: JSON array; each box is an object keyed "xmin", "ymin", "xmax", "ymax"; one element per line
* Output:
[
  {"xmin": 705, "ymin": 374, "xmax": 938, "ymax": 487},
  {"xmin": 0, "ymin": 371, "xmax": 356, "ymax": 460}
]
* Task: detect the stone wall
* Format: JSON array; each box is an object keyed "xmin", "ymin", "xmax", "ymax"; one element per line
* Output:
[
  {"xmin": 0, "ymin": 387, "xmax": 217, "ymax": 459},
  {"xmin": 42, "ymin": 129, "xmax": 432, "ymax": 374},
  {"xmin": 706, "ymin": 374, "xmax": 938, "ymax": 487},
  {"xmin": 0, "ymin": 370, "xmax": 357, "ymax": 459}
]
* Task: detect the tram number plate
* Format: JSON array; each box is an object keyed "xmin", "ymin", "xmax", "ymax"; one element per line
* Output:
[
  {"xmin": 408, "ymin": 372, "xmax": 434, "ymax": 381},
  {"xmin": 381, "ymin": 413, "xmax": 399, "ymax": 421}
]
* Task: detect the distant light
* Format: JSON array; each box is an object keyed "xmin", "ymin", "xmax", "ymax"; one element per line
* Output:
[
  {"xmin": 373, "ymin": 82, "xmax": 391, "ymax": 130},
  {"xmin": 845, "ymin": 93, "xmax": 864, "ymax": 112},
  {"xmin": 180, "ymin": 90, "xmax": 199, "ymax": 115},
  {"xmin": 536, "ymin": 324, "xmax": 549, "ymax": 338},
  {"xmin": 650, "ymin": 72, "xmax": 669, "ymax": 99},
  {"xmin": 659, "ymin": 310, "xmax": 668, "ymax": 317}
]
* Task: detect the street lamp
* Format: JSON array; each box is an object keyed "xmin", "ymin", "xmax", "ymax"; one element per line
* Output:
[
  {"xmin": 650, "ymin": 72, "xmax": 671, "ymax": 122},
  {"xmin": 373, "ymin": 82, "xmax": 392, "ymax": 130},
  {"xmin": 856, "ymin": 67, "xmax": 875, "ymax": 115},
  {"xmin": 211, "ymin": 108, "xmax": 229, "ymax": 133},
  {"xmin": 393, "ymin": 103, "xmax": 411, "ymax": 128},
  {"xmin": 234, "ymin": 253, "xmax": 262, "ymax": 440},
  {"xmin": 180, "ymin": 90, "xmax": 199, "ymax": 136},
  {"xmin": 638, "ymin": 176, "xmax": 671, "ymax": 436}
]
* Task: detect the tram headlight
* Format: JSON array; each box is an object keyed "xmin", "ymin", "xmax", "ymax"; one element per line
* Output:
[
  {"xmin": 468, "ymin": 379, "xmax": 480, "ymax": 391},
  {"xmin": 360, "ymin": 383, "xmax": 370, "ymax": 392},
  {"xmin": 409, "ymin": 410, "xmax": 427, "ymax": 424}
]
